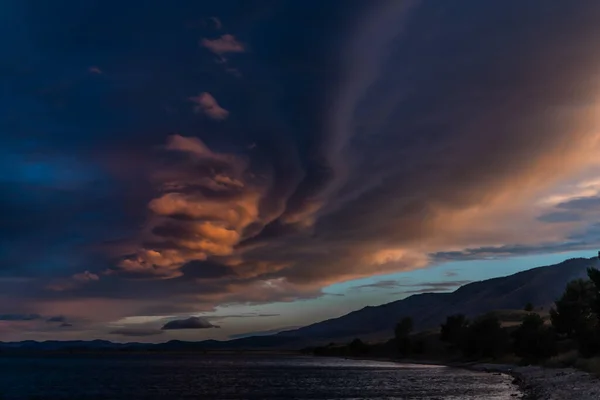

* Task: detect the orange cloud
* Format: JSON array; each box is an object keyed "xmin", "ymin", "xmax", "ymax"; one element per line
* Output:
[{"xmin": 115, "ymin": 135, "xmax": 268, "ymax": 278}]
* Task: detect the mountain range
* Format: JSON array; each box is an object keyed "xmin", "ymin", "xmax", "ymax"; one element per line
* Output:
[{"xmin": 1, "ymin": 257, "xmax": 595, "ymax": 352}]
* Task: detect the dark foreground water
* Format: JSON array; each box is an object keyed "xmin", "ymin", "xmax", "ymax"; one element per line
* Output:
[{"xmin": 0, "ymin": 355, "xmax": 522, "ymax": 400}]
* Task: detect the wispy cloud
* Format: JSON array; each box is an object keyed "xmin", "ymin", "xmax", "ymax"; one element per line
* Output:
[
  {"xmin": 210, "ymin": 17, "xmax": 222, "ymax": 30},
  {"xmin": 402, "ymin": 280, "xmax": 473, "ymax": 294},
  {"xmin": 352, "ymin": 280, "xmax": 403, "ymax": 290},
  {"xmin": 201, "ymin": 34, "xmax": 245, "ymax": 55},
  {"xmin": 353, "ymin": 280, "xmax": 472, "ymax": 293},
  {"xmin": 47, "ymin": 271, "xmax": 99, "ymax": 292},
  {"xmin": 204, "ymin": 312, "xmax": 280, "ymax": 321},
  {"xmin": 189, "ymin": 92, "xmax": 229, "ymax": 120}
]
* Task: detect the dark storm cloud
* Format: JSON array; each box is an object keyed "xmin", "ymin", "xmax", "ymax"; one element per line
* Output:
[
  {"xmin": 4, "ymin": 0, "xmax": 600, "ymax": 339},
  {"xmin": 161, "ymin": 317, "xmax": 219, "ymax": 330},
  {"xmin": 179, "ymin": 260, "xmax": 235, "ymax": 280}
]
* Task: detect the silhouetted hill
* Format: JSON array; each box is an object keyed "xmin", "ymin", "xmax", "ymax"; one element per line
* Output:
[
  {"xmin": 275, "ymin": 257, "xmax": 595, "ymax": 340},
  {"xmin": 0, "ymin": 257, "xmax": 594, "ymax": 352},
  {"xmin": 0, "ymin": 336, "xmax": 301, "ymax": 353}
]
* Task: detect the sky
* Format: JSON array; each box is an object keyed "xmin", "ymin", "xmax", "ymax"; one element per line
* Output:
[{"xmin": 2, "ymin": 0, "xmax": 600, "ymax": 342}]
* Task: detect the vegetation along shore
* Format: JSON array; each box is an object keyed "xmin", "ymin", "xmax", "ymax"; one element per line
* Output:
[{"xmin": 304, "ymin": 263, "xmax": 600, "ymax": 398}]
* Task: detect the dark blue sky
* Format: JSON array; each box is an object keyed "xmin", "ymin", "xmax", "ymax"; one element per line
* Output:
[{"xmin": 2, "ymin": 0, "xmax": 600, "ymax": 341}]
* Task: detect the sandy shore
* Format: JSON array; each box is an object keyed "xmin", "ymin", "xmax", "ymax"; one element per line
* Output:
[{"xmin": 450, "ymin": 362, "xmax": 599, "ymax": 400}]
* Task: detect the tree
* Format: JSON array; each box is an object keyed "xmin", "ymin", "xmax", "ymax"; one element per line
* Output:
[
  {"xmin": 582, "ymin": 267, "xmax": 600, "ymax": 357},
  {"xmin": 395, "ymin": 317, "xmax": 413, "ymax": 356},
  {"xmin": 440, "ymin": 314, "xmax": 469, "ymax": 348},
  {"xmin": 348, "ymin": 338, "xmax": 369, "ymax": 355},
  {"xmin": 395, "ymin": 317, "xmax": 413, "ymax": 338},
  {"xmin": 524, "ymin": 302, "xmax": 534, "ymax": 312},
  {"xmin": 461, "ymin": 315, "xmax": 509, "ymax": 358},
  {"xmin": 550, "ymin": 277, "xmax": 600, "ymax": 357},
  {"xmin": 550, "ymin": 279, "xmax": 595, "ymax": 338},
  {"xmin": 588, "ymin": 267, "xmax": 600, "ymax": 318},
  {"xmin": 512, "ymin": 313, "xmax": 556, "ymax": 361}
]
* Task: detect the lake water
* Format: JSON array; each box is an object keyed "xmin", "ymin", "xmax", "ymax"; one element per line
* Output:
[{"xmin": 0, "ymin": 355, "xmax": 522, "ymax": 399}]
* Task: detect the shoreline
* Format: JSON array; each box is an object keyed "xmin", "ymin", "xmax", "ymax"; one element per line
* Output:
[
  {"xmin": 337, "ymin": 356, "xmax": 599, "ymax": 399},
  {"xmin": 458, "ymin": 362, "xmax": 599, "ymax": 400}
]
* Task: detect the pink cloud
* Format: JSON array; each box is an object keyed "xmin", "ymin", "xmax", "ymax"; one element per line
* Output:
[
  {"xmin": 201, "ymin": 34, "xmax": 245, "ymax": 55},
  {"xmin": 188, "ymin": 92, "xmax": 229, "ymax": 120},
  {"xmin": 47, "ymin": 271, "xmax": 100, "ymax": 291}
]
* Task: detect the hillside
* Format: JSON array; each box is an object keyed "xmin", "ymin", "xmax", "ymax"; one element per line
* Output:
[{"xmin": 276, "ymin": 257, "xmax": 595, "ymax": 340}]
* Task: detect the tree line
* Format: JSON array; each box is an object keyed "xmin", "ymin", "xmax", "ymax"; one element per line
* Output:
[
  {"xmin": 309, "ymin": 265, "xmax": 600, "ymax": 367},
  {"xmin": 394, "ymin": 266, "xmax": 600, "ymax": 363}
]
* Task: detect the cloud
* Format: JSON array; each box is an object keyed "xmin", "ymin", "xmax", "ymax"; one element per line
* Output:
[
  {"xmin": 557, "ymin": 196, "xmax": 600, "ymax": 211},
  {"xmin": 7, "ymin": 1, "xmax": 600, "ymax": 341},
  {"xmin": 73, "ymin": 271, "xmax": 99, "ymax": 282},
  {"xmin": 538, "ymin": 211, "xmax": 582, "ymax": 223},
  {"xmin": 352, "ymin": 280, "xmax": 402, "ymax": 290},
  {"xmin": 60, "ymin": 322, "xmax": 73, "ymax": 328},
  {"xmin": 396, "ymin": 280, "xmax": 473, "ymax": 295},
  {"xmin": 47, "ymin": 271, "xmax": 100, "ymax": 291},
  {"xmin": 432, "ymin": 242, "xmax": 594, "ymax": 262},
  {"xmin": 204, "ymin": 312, "xmax": 280, "ymax": 321},
  {"xmin": 46, "ymin": 315, "xmax": 67, "ymax": 323},
  {"xmin": 88, "ymin": 66, "xmax": 102, "ymax": 74},
  {"xmin": 179, "ymin": 260, "xmax": 234, "ymax": 280},
  {"xmin": 538, "ymin": 194, "xmax": 600, "ymax": 223},
  {"xmin": 353, "ymin": 279, "xmax": 472, "ymax": 293},
  {"xmin": 210, "ymin": 17, "xmax": 222, "ymax": 30},
  {"xmin": 0, "ymin": 314, "xmax": 41, "ymax": 321},
  {"xmin": 189, "ymin": 93, "xmax": 229, "ymax": 120},
  {"xmin": 201, "ymin": 34, "xmax": 245, "ymax": 55},
  {"xmin": 109, "ymin": 328, "xmax": 164, "ymax": 337},
  {"xmin": 161, "ymin": 316, "xmax": 219, "ymax": 330},
  {"xmin": 115, "ymin": 134, "xmax": 264, "ymax": 279}
]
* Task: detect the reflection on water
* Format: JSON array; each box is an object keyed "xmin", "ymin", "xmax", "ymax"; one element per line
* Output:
[{"xmin": 0, "ymin": 355, "xmax": 522, "ymax": 399}]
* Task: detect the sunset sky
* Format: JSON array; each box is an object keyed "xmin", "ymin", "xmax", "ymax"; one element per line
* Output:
[{"xmin": 3, "ymin": 0, "xmax": 600, "ymax": 342}]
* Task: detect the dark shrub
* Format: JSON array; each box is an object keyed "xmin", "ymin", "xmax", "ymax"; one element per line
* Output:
[{"xmin": 512, "ymin": 313, "xmax": 556, "ymax": 361}]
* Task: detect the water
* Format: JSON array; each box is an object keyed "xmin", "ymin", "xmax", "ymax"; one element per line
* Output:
[{"xmin": 0, "ymin": 355, "xmax": 522, "ymax": 399}]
